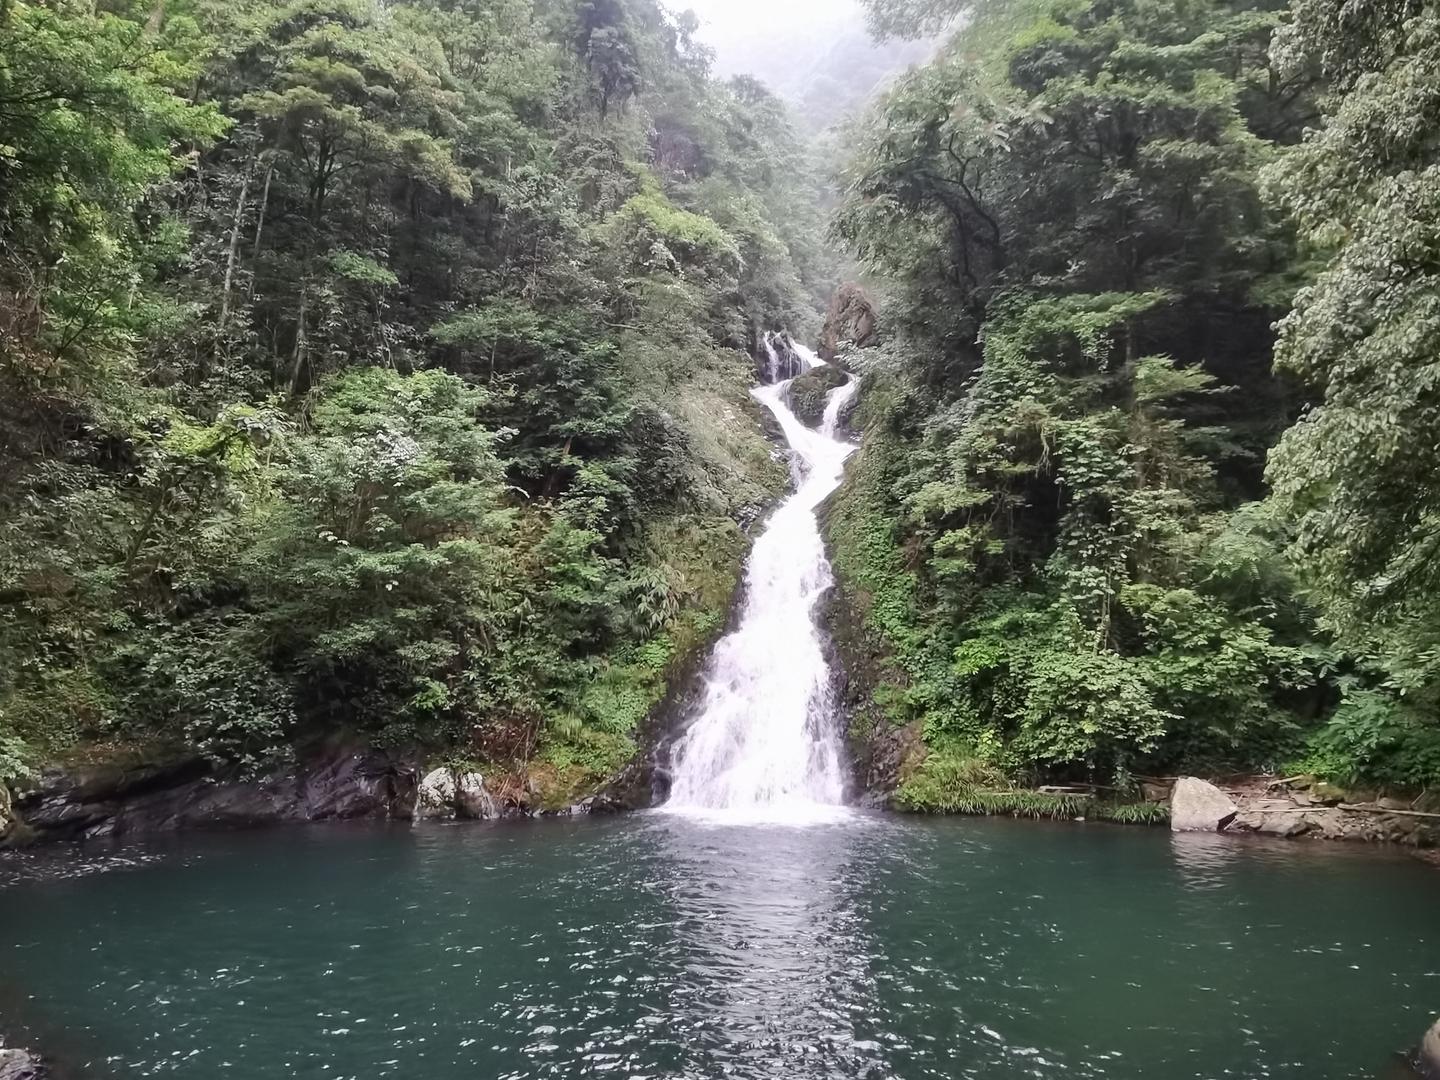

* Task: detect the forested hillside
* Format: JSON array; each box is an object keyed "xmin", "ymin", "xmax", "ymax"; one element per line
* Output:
[
  {"xmin": 3, "ymin": 0, "xmax": 1438, "ymax": 822},
  {"xmin": 830, "ymin": 0, "xmax": 1440, "ymax": 805},
  {"xmin": 0, "ymin": 0, "xmax": 833, "ymax": 803}
]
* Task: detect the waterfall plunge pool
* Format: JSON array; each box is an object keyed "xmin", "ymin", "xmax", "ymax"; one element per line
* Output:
[{"xmin": 1, "ymin": 813, "xmax": 1435, "ymax": 1079}]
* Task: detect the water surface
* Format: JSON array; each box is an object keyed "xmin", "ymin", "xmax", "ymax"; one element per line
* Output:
[{"xmin": 0, "ymin": 815, "xmax": 1435, "ymax": 1079}]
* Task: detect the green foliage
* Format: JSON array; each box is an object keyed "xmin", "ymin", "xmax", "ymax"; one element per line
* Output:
[
  {"xmin": 0, "ymin": 0, "xmax": 805, "ymax": 794},
  {"xmin": 1260, "ymin": 0, "xmax": 1440, "ymax": 788},
  {"xmin": 831, "ymin": 0, "xmax": 1331, "ymax": 788},
  {"xmin": 895, "ymin": 743, "xmax": 1168, "ymax": 823}
]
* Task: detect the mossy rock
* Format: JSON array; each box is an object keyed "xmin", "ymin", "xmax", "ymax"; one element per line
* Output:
[{"xmin": 785, "ymin": 365, "xmax": 848, "ymax": 428}]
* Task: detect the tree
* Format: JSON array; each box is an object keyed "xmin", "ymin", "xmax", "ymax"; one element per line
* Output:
[
  {"xmin": 829, "ymin": 0, "xmax": 1321, "ymax": 788},
  {"xmin": 1263, "ymin": 0, "xmax": 1440, "ymax": 786}
]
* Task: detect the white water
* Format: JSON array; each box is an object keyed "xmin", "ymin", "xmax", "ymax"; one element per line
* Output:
[{"xmin": 663, "ymin": 336, "xmax": 860, "ymax": 825}]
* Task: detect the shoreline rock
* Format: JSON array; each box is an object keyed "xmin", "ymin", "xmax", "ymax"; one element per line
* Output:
[
  {"xmin": 415, "ymin": 768, "xmax": 498, "ymax": 820},
  {"xmin": 0, "ymin": 1046, "xmax": 45, "ymax": 1080},
  {"xmin": 1169, "ymin": 777, "xmax": 1238, "ymax": 832},
  {"xmin": 4, "ymin": 746, "xmax": 418, "ymax": 847},
  {"xmin": 1420, "ymin": 1017, "xmax": 1440, "ymax": 1078}
]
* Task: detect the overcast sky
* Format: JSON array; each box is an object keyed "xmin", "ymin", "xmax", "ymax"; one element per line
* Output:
[{"xmin": 679, "ymin": 0, "xmax": 868, "ymax": 75}]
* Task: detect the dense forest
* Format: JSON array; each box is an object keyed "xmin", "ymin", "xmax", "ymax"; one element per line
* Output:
[
  {"xmin": 0, "ymin": 0, "xmax": 833, "ymax": 804},
  {"xmin": 1, "ymin": 0, "xmax": 1438, "ymax": 814},
  {"xmin": 831, "ymin": 0, "xmax": 1440, "ymax": 805}
]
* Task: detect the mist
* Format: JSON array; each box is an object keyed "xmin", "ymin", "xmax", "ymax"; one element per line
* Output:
[{"xmin": 676, "ymin": 0, "xmax": 928, "ymax": 133}]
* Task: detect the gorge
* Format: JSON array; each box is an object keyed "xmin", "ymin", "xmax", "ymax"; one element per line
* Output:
[{"xmin": 4, "ymin": 0, "xmax": 1440, "ymax": 1075}]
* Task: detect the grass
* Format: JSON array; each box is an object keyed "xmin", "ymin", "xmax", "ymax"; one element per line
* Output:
[{"xmin": 894, "ymin": 748, "xmax": 1169, "ymax": 825}]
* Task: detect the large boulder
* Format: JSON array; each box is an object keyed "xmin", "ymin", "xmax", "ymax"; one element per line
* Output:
[
  {"xmin": 819, "ymin": 283, "xmax": 879, "ymax": 361},
  {"xmin": 455, "ymin": 771, "xmax": 496, "ymax": 819},
  {"xmin": 1169, "ymin": 777, "xmax": 1238, "ymax": 833},
  {"xmin": 785, "ymin": 365, "xmax": 848, "ymax": 428},
  {"xmin": 415, "ymin": 767, "xmax": 497, "ymax": 820},
  {"xmin": 415, "ymin": 767, "xmax": 457, "ymax": 820}
]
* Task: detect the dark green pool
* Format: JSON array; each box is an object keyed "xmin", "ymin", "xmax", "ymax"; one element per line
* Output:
[{"xmin": 0, "ymin": 814, "xmax": 1435, "ymax": 1078}]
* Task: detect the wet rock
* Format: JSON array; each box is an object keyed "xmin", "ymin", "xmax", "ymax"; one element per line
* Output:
[
  {"xmin": 15, "ymin": 747, "xmax": 417, "ymax": 843},
  {"xmin": 757, "ymin": 333, "xmax": 806, "ymax": 382},
  {"xmin": 588, "ymin": 759, "xmax": 669, "ymax": 813},
  {"xmin": 1169, "ymin": 777, "xmax": 1238, "ymax": 833},
  {"xmin": 785, "ymin": 365, "xmax": 848, "ymax": 428},
  {"xmin": 456, "ymin": 772, "xmax": 496, "ymax": 820},
  {"xmin": 0, "ymin": 1047, "xmax": 45, "ymax": 1080}
]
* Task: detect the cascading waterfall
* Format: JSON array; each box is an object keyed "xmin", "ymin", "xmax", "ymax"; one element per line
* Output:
[{"xmin": 662, "ymin": 334, "xmax": 860, "ymax": 823}]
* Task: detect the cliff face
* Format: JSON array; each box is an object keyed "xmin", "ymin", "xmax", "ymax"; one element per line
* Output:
[
  {"xmin": 819, "ymin": 563, "xmax": 923, "ymax": 806},
  {"xmin": 818, "ymin": 283, "xmax": 879, "ymax": 363},
  {"xmin": 5, "ymin": 747, "xmax": 419, "ymax": 845}
]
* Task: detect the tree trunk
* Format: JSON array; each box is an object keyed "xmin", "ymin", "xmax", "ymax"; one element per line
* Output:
[
  {"xmin": 289, "ymin": 285, "xmax": 309, "ymax": 397},
  {"xmin": 218, "ymin": 154, "xmax": 254, "ymax": 334},
  {"xmin": 251, "ymin": 159, "xmax": 273, "ymax": 262}
]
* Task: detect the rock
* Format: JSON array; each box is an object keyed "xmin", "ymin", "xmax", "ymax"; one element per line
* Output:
[
  {"xmin": 1141, "ymin": 781, "xmax": 1172, "ymax": 803},
  {"xmin": 1302, "ymin": 810, "xmax": 1350, "ymax": 840},
  {"xmin": 818, "ymin": 283, "xmax": 879, "ymax": 362},
  {"xmin": 1422, "ymin": 1017, "xmax": 1440, "ymax": 1077},
  {"xmin": 758, "ymin": 333, "xmax": 806, "ymax": 382},
  {"xmin": 1256, "ymin": 814, "xmax": 1311, "ymax": 838},
  {"xmin": 1379, "ymin": 796, "xmax": 1412, "ymax": 811},
  {"xmin": 416, "ymin": 767, "xmax": 458, "ymax": 820},
  {"xmin": 0, "ymin": 1047, "xmax": 45, "ymax": 1080},
  {"xmin": 455, "ymin": 771, "xmax": 496, "ymax": 820},
  {"xmin": 784, "ymin": 364, "xmax": 848, "ymax": 428},
  {"xmin": 1169, "ymin": 777, "xmax": 1238, "ymax": 833},
  {"xmin": 415, "ymin": 768, "xmax": 496, "ymax": 820},
  {"xmin": 15, "ymin": 747, "xmax": 417, "ymax": 842},
  {"xmin": 1232, "ymin": 811, "xmax": 1264, "ymax": 832}
]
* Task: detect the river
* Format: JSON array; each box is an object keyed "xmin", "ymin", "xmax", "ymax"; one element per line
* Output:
[{"xmin": 0, "ymin": 816, "xmax": 1436, "ymax": 1078}]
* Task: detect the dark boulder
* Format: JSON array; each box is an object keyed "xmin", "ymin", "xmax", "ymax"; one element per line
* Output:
[
  {"xmin": 10, "ymin": 746, "xmax": 418, "ymax": 845},
  {"xmin": 757, "ymin": 333, "xmax": 806, "ymax": 383},
  {"xmin": 785, "ymin": 365, "xmax": 848, "ymax": 428}
]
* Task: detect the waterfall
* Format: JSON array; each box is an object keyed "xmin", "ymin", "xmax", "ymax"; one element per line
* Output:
[{"xmin": 663, "ymin": 334, "xmax": 859, "ymax": 824}]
